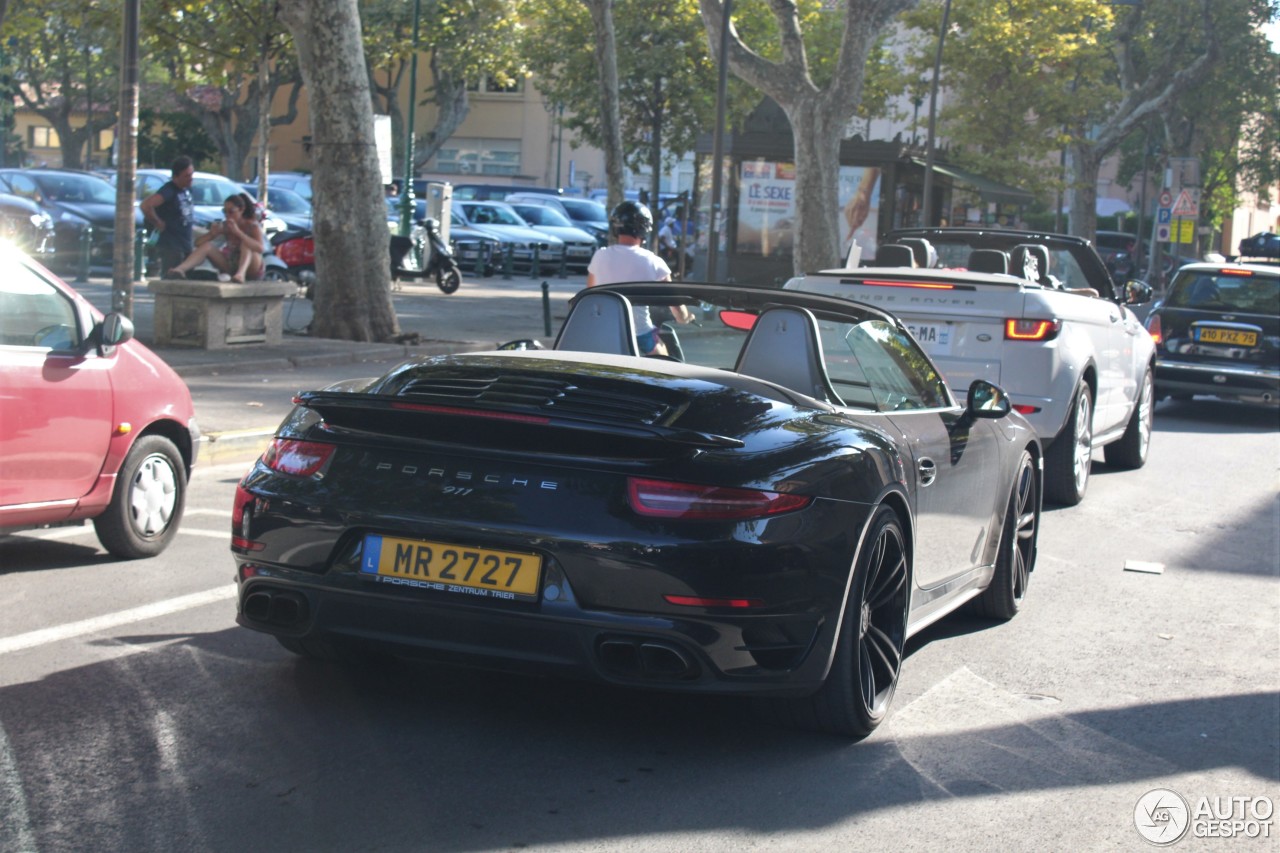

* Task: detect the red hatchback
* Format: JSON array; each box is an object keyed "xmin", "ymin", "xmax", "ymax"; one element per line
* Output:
[{"xmin": 0, "ymin": 247, "xmax": 199, "ymax": 558}]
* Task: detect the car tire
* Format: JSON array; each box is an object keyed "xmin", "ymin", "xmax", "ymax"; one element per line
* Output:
[
  {"xmin": 971, "ymin": 449, "xmax": 1038, "ymax": 621},
  {"xmin": 1104, "ymin": 369, "xmax": 1153, "ymax": 470},
  {"xmin": 754, "ymin": 504, "xmax": 909, "ymax": 739},
  {"xmin": 262, "ymin": 267, "xmax": 290, "ymax": 282},
  {"xmin": 93, "ymin": 435, "xmax": 186, "ymax": 559},
  {"xmin": 1045, "ymin": 384, "xmax": 1093, "ymax": 506}
]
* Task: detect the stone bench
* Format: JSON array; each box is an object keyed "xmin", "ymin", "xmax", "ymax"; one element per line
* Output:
[{"xmin": 149, "ymin": 279, "xmax": 297, "ymax": 349}]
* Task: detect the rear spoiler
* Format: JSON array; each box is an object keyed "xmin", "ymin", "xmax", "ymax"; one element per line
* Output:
[{"xmin": 295, "ymin": 391, "xmax": 745, "ymax": 450}]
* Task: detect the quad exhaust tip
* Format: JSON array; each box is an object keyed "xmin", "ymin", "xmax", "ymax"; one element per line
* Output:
[
  {"xmin": 597, "ymin": 636, "xmax": 699, "ymax": 681},
  {"xmin": 243, "ymin": 588, "xmax": 310, "ymax": 629}
]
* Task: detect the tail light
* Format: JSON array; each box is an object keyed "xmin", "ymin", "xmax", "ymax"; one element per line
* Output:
[
  {"xmin": 1145, "ymin": 313, "xmax": 1163, "ymax": 345},
  {"xmin": 1005, "ymin": 319, "xmax": 1062, "ymax": 341},
  {"xmin": 262, "ymin": 438, "xmax": 335, "ymax": 477},
  {"xmin": 628, "ymin": 477, "xmax": 811, "ymax": 520}
]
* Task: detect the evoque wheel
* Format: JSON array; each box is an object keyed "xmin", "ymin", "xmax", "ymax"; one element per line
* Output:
[
  {"xmin": 1045, "ymin": 384, "xmax": 1092, "ymax": 506},
  {"xmin": 755, "ymin": 504, "xmax": 910, "ymax": 739}
]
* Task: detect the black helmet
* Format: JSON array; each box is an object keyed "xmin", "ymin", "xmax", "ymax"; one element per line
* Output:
[{"xmin": 610, "ymin": 200, "xmax": 653, "ymax": 238}]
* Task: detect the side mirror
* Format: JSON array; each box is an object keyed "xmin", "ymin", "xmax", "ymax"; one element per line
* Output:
[
  {"xmin": 98, "ymin": 312, "xmax": 134, "ymax": 355},
  {"xmin": 967, "ymin": 379, "xmax": 1012, "ymax": 419},
  {"xmin": 1124, "ymin": 280, "xmax": 1153, "ymax": 306}
]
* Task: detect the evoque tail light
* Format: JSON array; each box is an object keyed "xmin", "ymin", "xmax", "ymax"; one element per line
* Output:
[
  {"xmin": 1145, "ymin": 313, "xmax": 1163, "ymax": 345},
  {"xmin": 627, "ymin": 477, "xmax": 812, "ymax": 520},
  {"xmin": 1005, "ymin": 318, "xmax": 1062, "ymax": 341}
]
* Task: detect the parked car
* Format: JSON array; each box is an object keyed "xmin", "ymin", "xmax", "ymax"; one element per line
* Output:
[
  {"xmin": 265, "ymin": 172, "xmax": 313, "ymax": 202},
  {"xmin": 0, "ymin": 246, "xmax": 199, "ymax": 557},
  {"xmin": 1143, "ymin": 261, "xmax": 1279, "ymax": 406},
  {"xmin": 447, "ymin": 210, "xmax": 502, "ymax": 274},
  {"xmin": 453, "ymin": 200, "xmax": 565, "ymax": 268},
  {"xmin": 506, "ymin": 193, "xmax": 610, "ymax": 246},
  {"xmin": 242, "ymin": 183, "xmax": 312, "ymax": 232},
  {"xmin": 0, "ymin": 192, "xmax": 55, "ymax": 256},
  {"xmin": 1238, "ymin": 231, "xmax": 1280, "ymax": 259},
  {"xmin": 232, "ymin": 282, "xmax": 1041, "ymax": 740},
  {"xmin": 786, "ymin": 227, "xmax": 1156, "ymax": 506},
  {"xmin": 133, "ymin": 170, "xmax": 285, "ymax": 237},
  {"xmin": 0, "ymin": 168, "xmax": 143, "ymax": 272},
  {"xmin": 507, "ymin": 201, "xmax": 598, "ymax": 270},
  {"xmin": 1094, "ymin": 230, "xmax": 1145, "ymax": 280}
]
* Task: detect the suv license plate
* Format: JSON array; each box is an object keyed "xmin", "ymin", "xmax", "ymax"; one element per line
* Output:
[{"xmin": 906, "ymin": 323, "xmax": 952, "ymax": 355}]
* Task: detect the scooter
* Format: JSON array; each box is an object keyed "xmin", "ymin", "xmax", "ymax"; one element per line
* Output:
[
  {"xmin": 271, "ymin": 228, "xmax": 316, "ymax": 289},
  {"xmin": 390, "ymin": 218, "xmax": 462, "ymax": 295}
]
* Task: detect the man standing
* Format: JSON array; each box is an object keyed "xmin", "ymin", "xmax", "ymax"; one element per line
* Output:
[
  {"xmin": 140, "ymin": 156, "xmax": 195, "ymax": 276},
  {"xmin": 587, "ymin": 200, "xmax": 691, "ymax": 356}
]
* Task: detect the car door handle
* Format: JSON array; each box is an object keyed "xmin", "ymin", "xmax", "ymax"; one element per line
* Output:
[{"xmin": 917, "ymin": 457, "xmax": 938, "ymax": 487}]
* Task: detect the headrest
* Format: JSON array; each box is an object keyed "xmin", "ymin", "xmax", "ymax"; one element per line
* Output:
[
  {"xmin": 734, "ymin": 306, "xmax": 839, "ymax": 404},
  {"xmin": 968, "ymin": 249, "xmax": 1010, "ymax": 275},
  {"xmin": 874, "ymin": 244, "xmax": 916, "ymax": 267},
  {"xmin": 1011, "ymin": 244, "xmax": 1050, "ymax": 284},
  {"xmin": 554, "ymin": 290, "xmax": 639, "ymax": 356},
  {"xmin": 897, "ymin": 237, "xmax": 937, "ymax": 269}
]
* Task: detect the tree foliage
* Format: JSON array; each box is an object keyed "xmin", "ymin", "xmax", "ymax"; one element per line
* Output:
[
  {"xmin": 361, "ymin": 0, "xmax": 526, "ymax": 177},
  {"xmin": 145, "ymin": 0, "xmax": 302, "ymax": 180},
  {"xmin": 696, "ymin": 0, "xmax": 918, "ymax": 273},
  {"xmin": 902, "ymin": 0, "xmax": 1226, "ymax": 239},
  {"xmin": 522, "ymin": 0, "xmax": 749, "ymax": 197},
  {"xmin": 5, "ymin": 0, "xmax": 121, "ymax": 169}
]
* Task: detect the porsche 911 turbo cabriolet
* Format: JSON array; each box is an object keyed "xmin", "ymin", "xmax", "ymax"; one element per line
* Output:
[{"xmin": 232, "ymin": 283, "xmax": 1041, "ymax": 739}]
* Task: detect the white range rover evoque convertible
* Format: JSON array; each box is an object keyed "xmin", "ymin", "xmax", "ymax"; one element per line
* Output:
[{"xmin": 786, "ymin": 227, "xmax": 1156, "ymax": 506}]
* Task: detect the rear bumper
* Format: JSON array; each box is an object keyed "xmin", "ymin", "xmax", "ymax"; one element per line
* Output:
[
  {"xmin": 1155, "ymin": 358, "xmax": 1280, "ymax": 405},
  {"xmin": 235, "ymin": 563, "xmax": 837, "ymax": 695}
]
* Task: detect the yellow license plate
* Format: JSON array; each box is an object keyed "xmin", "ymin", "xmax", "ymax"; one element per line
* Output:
[
  {"xmin": 1197, "ymin": 327, "xmax": 1257, "ymax": 346},
  {"xmin": 360, "ymin": 534, "xmax": 542, "ymax": 599}
]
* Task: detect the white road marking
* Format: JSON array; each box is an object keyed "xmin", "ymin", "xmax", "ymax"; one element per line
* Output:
[
  {"xmin": 22, "ymin": 525, "xmax": 227, "ymax": 542},
  {"xmin": 0, "ymin": 584, "xmax": 237, "ymax": 656}
]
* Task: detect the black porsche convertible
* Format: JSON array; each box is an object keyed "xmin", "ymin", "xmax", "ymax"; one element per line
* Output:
[{"xmin": 232, "ymin": 283, "xmax": 1041, "ymax": 739}]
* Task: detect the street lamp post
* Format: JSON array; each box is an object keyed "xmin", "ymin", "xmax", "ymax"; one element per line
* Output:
[
  {"xmin": 921, "ymin": 0, "xmax": 952, "ymax": 227},
  {"xmin": 705, "ymin": 0, "xmax": 732, "ymax": 281},
  {"xmin": 398, "ymin": 0, "xmax": 421, "ymax": 237}
]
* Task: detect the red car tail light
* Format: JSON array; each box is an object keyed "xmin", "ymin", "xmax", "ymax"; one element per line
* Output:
[
  {"xmin": 262, "ymin": 438, "xmax": 335, "ymax": 477},
  {"xmin": 862, "ymin": 279, "xmax": 956, "ymax": 290},
  {"xmin": 627, "ymin": 477, "xmax": 812, "ymax": 520},
  {"xmin": 1145, "ymin": 313, "xmax": 1163, "ymax": 345},
  {"xmin": 1005, "ymin": 319, "xmax": 1062, "ymax": 341}
]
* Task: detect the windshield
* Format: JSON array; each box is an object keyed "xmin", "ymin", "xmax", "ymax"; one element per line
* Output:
[
  {"xmin": 462, "ymin": 204, "xmax": 526, "ymax": 226},
  {"xmin": 31, "ymin": 173, "xmax": 116, "ymax": 205},
  {"xmin": 560, "ymin": 199, "xmax": 607, "ymax": 224},
  {"xmin": 265, "ymin": 188, "xmax": 311, "ymax": 214},
  {"xmin": 191, "ymin": 177, "xmax": 247, "ymax": 207},
  {"xmin": 928, "ymin": 239, "xmax": 1093, "ymax": 290},
  {"xmin": 514, "ymin": 205, "xmax": 572, "ymax": 227},
  {"xmin": 1165, "ymin": 269, "xmax": 1279, "ymax": 315}
]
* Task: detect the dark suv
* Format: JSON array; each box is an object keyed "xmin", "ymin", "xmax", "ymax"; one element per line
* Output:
[
  {"xmin": 1094, "ymin": 230, "xmax": 1145, "ymax": 280},
  {"xmin": 0, "ymin": 168, "xmax": 142, "ymax": 272}
]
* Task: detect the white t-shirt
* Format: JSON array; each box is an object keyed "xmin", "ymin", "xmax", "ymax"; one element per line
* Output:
[{"xmin": 587, "ymin": 244, "xmax": 671, "ymax": 334}]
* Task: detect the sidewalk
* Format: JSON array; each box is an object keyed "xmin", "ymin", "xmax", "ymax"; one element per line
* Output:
[{"xmin": 79, "ymin": 271, "xmax": 591, "ymax": 465}]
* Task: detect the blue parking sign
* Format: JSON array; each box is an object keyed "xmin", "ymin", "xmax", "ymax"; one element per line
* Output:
[{"xmin": 1157, "ymin": 208, "xmax": 1172, "ymax": 224}]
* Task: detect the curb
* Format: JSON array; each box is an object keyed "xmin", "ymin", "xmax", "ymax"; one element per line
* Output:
[{"xmin": 165, "ymin": 338, "xmax": 530, "ymax": 379}]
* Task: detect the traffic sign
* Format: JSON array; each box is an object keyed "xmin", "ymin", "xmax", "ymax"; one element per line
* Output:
[
  {"xmin": 1157, "ymin": 208, "xmax": 1171, "ymax": 224},
  {"xmin": 1171, "ymin": 189, "xmax": 1199, "ymax": 218},
  {"xmin": 1158, "ymin": 189, "xmax": 1173, "ymax": 208},
  {"xmin": 1156, "ymin": 224, "xmax": 1171, "ymax": 242}
]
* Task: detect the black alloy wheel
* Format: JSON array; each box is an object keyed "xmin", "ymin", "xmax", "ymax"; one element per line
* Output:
[
  {"xmin": 972, "ymin": 449, "xmax": 1038, "ymax": 620},
  {"xmin": 755, "ymin": 504, "xmax": 910, "ymax": 739}
]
